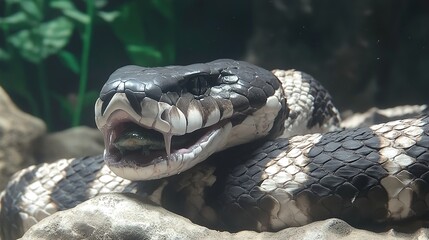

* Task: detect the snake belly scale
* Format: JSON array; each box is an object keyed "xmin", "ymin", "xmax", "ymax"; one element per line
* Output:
[{"xmin": 1, "ymin": 59, "xmax": 428, "ymax": 239}]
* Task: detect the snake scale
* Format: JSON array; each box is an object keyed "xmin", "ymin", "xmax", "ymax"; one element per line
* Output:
[{"xmin": 1, "ymin": 59, "xmax": 429, "ymax": 239}]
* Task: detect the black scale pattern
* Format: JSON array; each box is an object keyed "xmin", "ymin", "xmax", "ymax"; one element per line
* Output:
[
  {"xmin": 2, "ymin": 117, "xmax": 429, "ymax": 238},
  {"xmin": 220, "ymin": 116, "xmax": 429, "ymax": 231},
  {"xmin": 99, "ymin": 59, "xmax": 284, "ymax": 128},
  {"xmin": 302, "ymin": 72, "xmax": 340, "ymax": 129}
]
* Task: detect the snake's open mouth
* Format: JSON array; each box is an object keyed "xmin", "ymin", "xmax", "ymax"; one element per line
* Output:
[
  {"xmin": 100, "ymin": 109, "xmax": 231, "ymax": 180},
  {"xmin": 105, "ymin": 121, "xmax": 214, "ymax": 167}
]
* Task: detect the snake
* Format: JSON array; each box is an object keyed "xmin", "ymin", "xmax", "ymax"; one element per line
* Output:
[{"xmin": 1, "ymin": 59, "xmax": 429, "ymax": 239}]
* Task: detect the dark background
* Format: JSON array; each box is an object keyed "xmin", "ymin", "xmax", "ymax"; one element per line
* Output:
[{"xmin": 1, "ymin": 0, "xmax": 428, "ymax": 131}]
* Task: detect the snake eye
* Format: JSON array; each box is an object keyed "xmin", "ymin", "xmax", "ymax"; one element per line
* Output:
[{"xmin": 186, "ymin": 76, "xmax": 210, "ymax": 96}]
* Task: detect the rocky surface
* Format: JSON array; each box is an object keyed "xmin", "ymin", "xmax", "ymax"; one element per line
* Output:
[
  {"xmin": 341, "ymin": 104, "xmax": 428, "ymax": 128},
  {"xmin": 0, "ymin": 86, "xmax": 104, "ymax": 192},
  {"xmin": 0, "ymin": 87, "xmax": 46, "ymax": 191},
  {"xmin": 21, "ymin": 194, "xmax": 429, "ymax": 240},
  {"xmin": 35, "ymin": 126, "xmax": 104, "ymax": 163}
]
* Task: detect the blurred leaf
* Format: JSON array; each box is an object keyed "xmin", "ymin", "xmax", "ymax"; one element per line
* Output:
[
  {"xmin": 63, "ymin": 9, "xmax": 90, "ymax": 24},
  {"xmin": 110, "ymin": 1, "xmax": 175, "ymax": 66},
  {"xmin": 0, "ymin": 12, "xmax": 28, "ymax": 27},
  {"xmin": 97, "ymin": 11, "xmax": 120, "ymax": 22},
  {"xmin": 0, "ymin": 48, "xmax": 11, "ymax": 60},
  {"xmin": 50, "ymin": 0, "xmax": 74, "ymax": 10},
  {"xmin": 51, "ymin": 0, "xmax": 89, "ymax": 24},
  {"xmin": 94, "ymin": 0, "xmax": 109, "ymax": 8},
  {"xmin": 111, "ymin": 2, "xmax": 146, "ymax": 44},
  {"xmin": 151, "ymin": 0, "xmax": 174, "ymax": 20},
  {"xmin": 19, "ymin": 1, "xmax": 43, "ymax": 21},
  {"xmin": 8, "ymin": 30, "xmax": 37, "ymax": 62},
  {"xmin": 58, "ymin": 50, "xmax": 80, "ymax": 74},
  {"xmin": 8, "ymin": 17, "xmax": 74, "ymax": 63},
  {"xmin": 127, "ymin": 44, "xmax": 162, "ymax": 61}
]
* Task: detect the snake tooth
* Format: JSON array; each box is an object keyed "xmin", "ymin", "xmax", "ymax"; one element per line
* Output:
[
  {"xmin": 199, "ymin": 97, "xmax": 221, "ymax": 127},
  {"xmin": 186, "ymin": 99, "xmax": 204, "ymax": 133}
]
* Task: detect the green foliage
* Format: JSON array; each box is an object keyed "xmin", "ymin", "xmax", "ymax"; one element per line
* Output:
[
  {"xmin": 110, "ymin": 0, "xmax": 175, "ymax": 66},
  {"xmin": 7, "ymin": 16, "xmax": 74, "ymax": 63},
  {"xmin": 0, "ymin": 0, "xmax": 176, "ymax": 130}
]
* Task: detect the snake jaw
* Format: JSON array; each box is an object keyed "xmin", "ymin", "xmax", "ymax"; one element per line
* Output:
[{"xmin": 100, "ymin": 109, "xmax": 231, "ymax": 180}]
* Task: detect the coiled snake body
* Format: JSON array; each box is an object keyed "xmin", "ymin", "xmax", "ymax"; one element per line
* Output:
[{"xmin": 1, "ymin": 59, "xmax": 429, "ymax": 239}]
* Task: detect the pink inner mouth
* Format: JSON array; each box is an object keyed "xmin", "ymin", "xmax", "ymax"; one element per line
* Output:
[
  {"xmin": 99, "ymin": 109, "xmax": 229, "ymax": 168},
  {"xmin": 105, "ymin": 123, "xmax": 167, "ymax": 166},
  {"xmin": 102, "ymin": 119, "xmax": 214, "ymax": 167}
]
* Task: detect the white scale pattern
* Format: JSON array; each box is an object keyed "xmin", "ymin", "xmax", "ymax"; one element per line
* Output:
[
  {"xmin": 259, "ymin": 134, "xmax": 323, "ymax": 228},
  {"xmin": 371, "ymin": 118, "xmax": 427, "ymax": 220},
  {"xmin": 272, "ymin": 70, "xmax": 341, "ymax": 138}
]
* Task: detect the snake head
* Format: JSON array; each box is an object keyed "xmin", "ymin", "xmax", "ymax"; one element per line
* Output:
[{"xmin": 95, "ymin": 59, "xmax": 285, "ymax": 180}]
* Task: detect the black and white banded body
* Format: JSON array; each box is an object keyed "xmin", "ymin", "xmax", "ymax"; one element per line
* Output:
[{"xmin": 1, "ymin": 59, "xmax": 428, "ymax": 239}]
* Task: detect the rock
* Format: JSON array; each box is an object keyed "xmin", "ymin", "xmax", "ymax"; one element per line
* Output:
[
  {"xmin": 341, "ymin": 105, "xmax": 428, "ymax": 129},
  {"xmin": 35, "ymin": 126, "xmax": 104, "ymax": 163},
  {"xmin": 21, "ymin": 194, "xmax": 429, "ymax": 240},
  {"xmin": 0, "ymin": 86, "xmax": 46, "ymax": 191}
]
